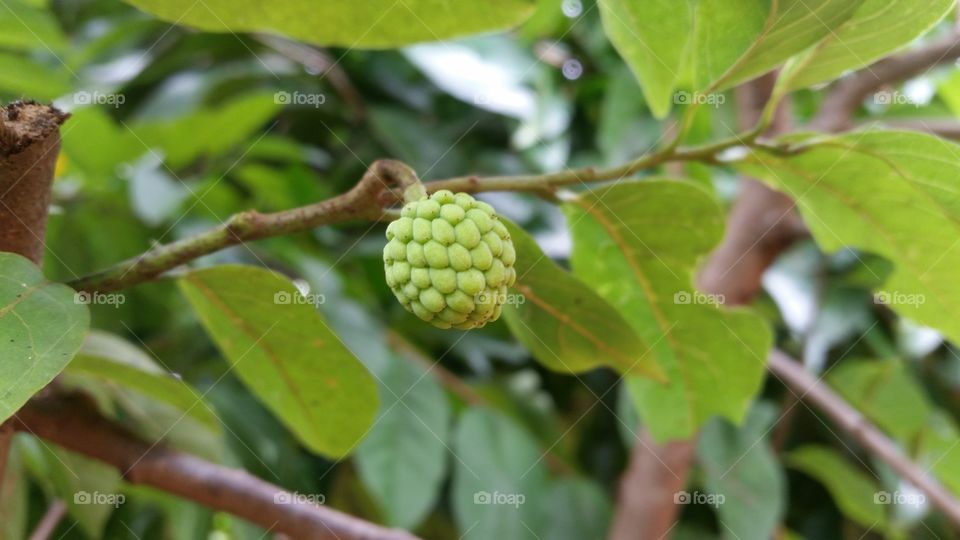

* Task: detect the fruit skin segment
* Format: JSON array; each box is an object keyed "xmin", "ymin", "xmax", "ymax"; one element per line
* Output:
[{"xmin": 383, "ymin": 190, "xmax": 517, "ymax": 329}]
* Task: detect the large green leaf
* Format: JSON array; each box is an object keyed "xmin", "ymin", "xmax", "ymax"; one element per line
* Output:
[
  {"xmin": 564, "ymin": 181, "xmax": 771, "ymax": 441},
  {"xmin": 697, "ymin": 403, "xmax": 785, "ymax": 540},
  {"xmin": 783, "ymin": 0, "xmax": 954, "ymax": 90},
  {"xmin": 500, "ymin": 221, "xmax": 665, "ymax": 380},
  {"xmin": 0, "ymin": 252, "xmax": 89, "ymax": 422},
  {"xmin": 597, "ymin": 0, "xmax": 692, "ymax": 118},
  {"xmin": 738, "ymin": 130, "xmax": 960, "ymax": 345},
  {"xmin": 355, "ymin": 354, "xmax": 451, "ymax": 529},
  {"xmin": 122, "ymin": 0, "xmax": 536, "ymax": 49},
  {"xmin": 598, "ymin": 0, "xmax": 861, "ymax": 117},
  {"xmin": 178, "ymin": 265, "xmax": 378, "ymax": 458},
  {"xmin": 452, "ymin": 408, "xmax": 548, "ymax": 540},
  {"xmin": 786, "ymin": 446, "xmax": 888, "ymax": 533}
]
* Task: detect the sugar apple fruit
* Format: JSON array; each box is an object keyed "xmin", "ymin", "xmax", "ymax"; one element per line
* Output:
[{"xmin": 383, "ymin": 190, "xmax": 517, "ymax": 329}]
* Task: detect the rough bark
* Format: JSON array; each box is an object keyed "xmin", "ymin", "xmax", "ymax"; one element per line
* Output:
[{"xmin": 0, "ymin": 101, "xmax": 67, "ymax": 264}]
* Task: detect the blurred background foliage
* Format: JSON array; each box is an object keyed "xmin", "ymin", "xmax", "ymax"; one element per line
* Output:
[{"xmin": 3, "ymin": 0, "xmax": 960, "ymax": 538}]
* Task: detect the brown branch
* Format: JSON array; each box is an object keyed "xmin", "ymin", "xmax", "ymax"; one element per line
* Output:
[
  {"xmin": 12, "ymin": 394, "xmax": 419, "ymax": 540},
  {"xmin": 28, "ymin": 500, "xmax": 67, "ymax": 540},
  {"xmin": 0, "ymin": 100, "xmax": 67, "ymax": 519},
  {"xmin": 768, "ymin": 350, "xmax": 960, "ymax": 525},
  {"xmin": 812, "ymin": 32, "xmax": 960, "ymax": 132},
  {"xmin": 0, "ymin": 101, "xmax": 67, "ymax": 265}
]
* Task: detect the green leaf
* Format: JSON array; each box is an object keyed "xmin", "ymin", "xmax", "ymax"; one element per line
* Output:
[
  {"xmin": 0, "ymin": 0, "xmax": 66, "ymax": 51},
  {"xmin": 133, "ymin": 92, "xmax": 281, "ymax": 168},
  {"xmin": 178, "ymin": 265, "xmax": 378, "ymax": 458},
  {"xmin": 697, "ymin": 403, "xmax": 785, "ymax": 540},
  {"xmin": 121, "ymin": 0, "xmax": 536, "ymax": 49},
  {"xmin": 355, "ymin": 354, "xmax": 451, "ymax": 529},
  {"xmin": 0, "ymin": 443, "xmax": 27, "ymax": 540},
  {"xmin": 564, "ymin": 181, "xmax": 771, "ymax": 441},
  {"xmin": 20, "ymin": 437, "xmax": 123, "ymax": 539},
  {"xmin": 597, "ymin": 0, "xmax": 692, "ymax": 118},
  {"xmin": 783, "ymin": 0, "xmax": 954, "ymax": 90},
  {"xmin": 918, "ymin": 412, "xmax": 960, "ymax": 495},
  {"xmin": 827, "ymin": 359, "xmax": 931, "ymax": 442},
  {"xmin": 786, "ymin": 446, "xmax": 887, "ymax": 532},
  {"xmin": 0, "ymin": 52, "xmax": 69, "ymax": 100},
  {"xmin": 737, "ymin": 130, "xmax": 960, "ymax": 345},
  {"xmin": 538, "ymin": 478, "xmax": 612, "ymax": 540},
  {"xmin": 452, "ymin": 408, "xmax": 548, "ymax": 540},
  {"xmin": 500, "ymin": 220, "xmax": 665, "ymax": 380},
  {"xmin": 67, "ymin": 331, "xmax": 220, "ymax": 429},
  {"xmin": 0, "ymin": 252, "xmax": 89, "ymax": 423},
  {"xmin": 599, "ymin": 0, "xmax": 862, "ymax": 117},
  {"xmin": 702, "ymin": 0, "xmax": 864, "ymax": 90}
]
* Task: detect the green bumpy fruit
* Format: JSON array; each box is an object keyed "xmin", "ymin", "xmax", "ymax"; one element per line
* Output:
[{"xmin": 383, "ymin": 190, "xmax": 517, "ymax": 329}]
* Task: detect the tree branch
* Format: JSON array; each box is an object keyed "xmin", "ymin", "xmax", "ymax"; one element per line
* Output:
[
  {"xmin": 0, "ymin": 100, "xmax": 67, "ymax": 519},
  {"xmin": 12, "ymin": 394, "xmax": 419, "ymax": 540},
  {"xmin": 28, "ymin": 500, "xmax": 67, "ymax": 540},
  {"xmin": 768, "ymin": 350, "xmax": 960, "ymax": 525},
  {"xmin": 813, "ymin": 32, "xmax": 960, "ymax": 132},
  {"xmin": 69, "ymin": 135, "xmax": 747, "ymax": 294}
]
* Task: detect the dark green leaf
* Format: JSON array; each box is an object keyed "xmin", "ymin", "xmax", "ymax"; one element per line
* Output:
[
  {"xmin": 355, "ymin": 354, "xmax": 451, "ymax": 529},
  {"xmin": 452, "ymin": 408, "xmax": 548, "ymax": 539},
  {"xmin": 0, "ymin": 252, "xmax": 89, "ymax": 423},
  {"xmin": 698, "ymin": 403, "xmax": 785, "ymax": 540}
]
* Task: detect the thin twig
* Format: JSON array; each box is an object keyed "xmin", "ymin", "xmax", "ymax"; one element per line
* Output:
[
  {"xmin": 768, "ymin": 350, "xmax": 960, "ymax": 525},
  {"xmin": 28, "ymin": 500, "xmax": 67, "ymax": 540},
  {"xmin": 69, "ymin": 135, "xmax": 748, "ymax": 294}
]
